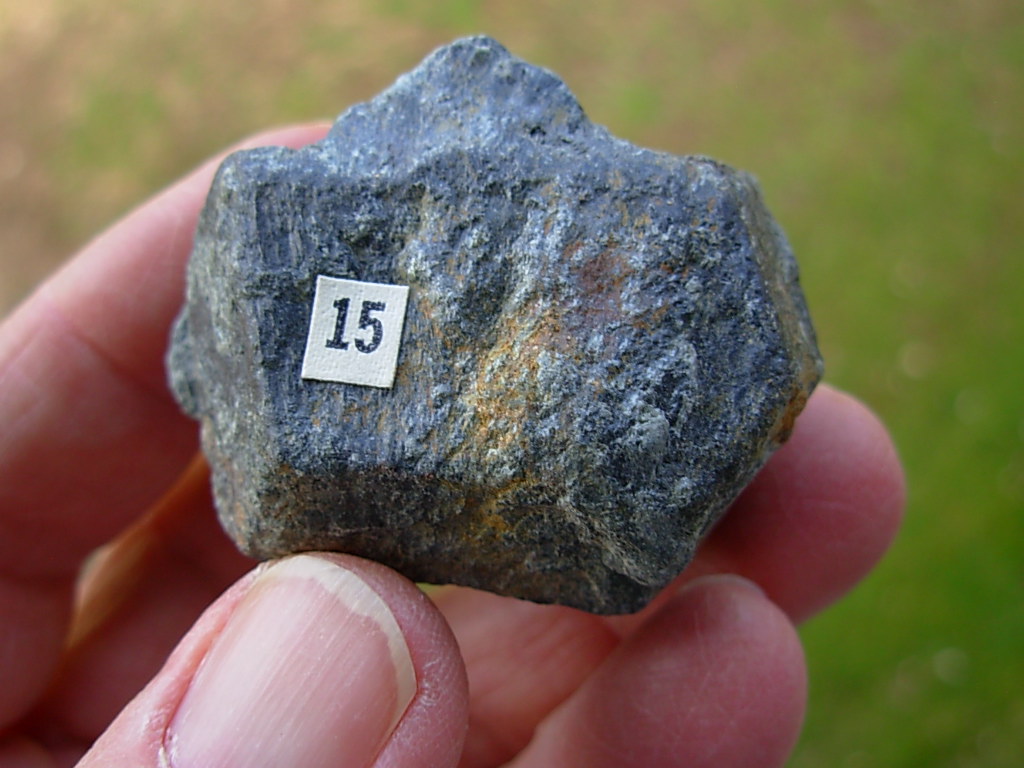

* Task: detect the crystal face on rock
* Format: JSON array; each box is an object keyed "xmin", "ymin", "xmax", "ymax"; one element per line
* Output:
[{"xmin": 167, "ymin": 36, "xmax": 823, "ymax": 614}]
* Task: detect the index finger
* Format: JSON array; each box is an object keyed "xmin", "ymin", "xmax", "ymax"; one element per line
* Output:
[
  {"xmin": 0, "ymin": 125, "xmax": 329, "ymax": 730},
  {"xmin": 0, "ymin": 124, "xmax": 329, "ymax": 580}
]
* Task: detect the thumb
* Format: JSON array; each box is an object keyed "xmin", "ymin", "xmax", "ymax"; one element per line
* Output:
[{"xmin": 77, "ymin": 554, "xmax": 468, "ymax": 768}]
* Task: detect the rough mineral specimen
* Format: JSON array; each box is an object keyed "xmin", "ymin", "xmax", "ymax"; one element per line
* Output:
[{"xmin": 168, "ymin": 36, "xmax": 823, "ymax": 614}]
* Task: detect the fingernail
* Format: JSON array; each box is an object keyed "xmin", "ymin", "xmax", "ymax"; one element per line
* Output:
[
  {"xmin": 164, "ymin": 555, "xmax": 416, "ymax": 768},
  {"xmin": 693, "ymin": 573, "xmax": 767, "ymax": 598}
]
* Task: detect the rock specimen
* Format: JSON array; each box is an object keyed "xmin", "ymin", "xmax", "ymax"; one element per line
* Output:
[{"xmin": 168, "ymin": 36, "xmax": 823, "ymax": 614}]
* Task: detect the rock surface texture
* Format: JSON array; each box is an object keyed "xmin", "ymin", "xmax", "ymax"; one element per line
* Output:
[{"xmin": 168, "ymin": 36, "xmax": 823, "ymax": 614}]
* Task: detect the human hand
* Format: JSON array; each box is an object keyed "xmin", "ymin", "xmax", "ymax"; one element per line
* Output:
[{"xmin": 0, "ymin": 125, "xmax": 905, "ymax": 768}]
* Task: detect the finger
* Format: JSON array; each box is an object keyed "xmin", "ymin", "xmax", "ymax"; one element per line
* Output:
[
  {"xmin": 0, "ymin": 123, "xmax": 330, "ymax": 578},
  {"xmin": 687, "ymin": 383, "xmax": 906, "ymax": 623},
  {"xmin": 432, "ymin": 589, "xmax": 619, "ymax": 767},
  {"xmin": 24, "ymin": 457, "xmax": 254, "ymax": 748},
  {"xmin": 509, "ymin": 576, "xmax": 806, "ymax": 768},
  {"xmin": 605, "ymin": 383, "xmax": 905, "ymax": 636},
  {"xmin": 75, "ymin": 554, "xmax": 468, "ymax": 768},
  {"xmin": 0, "ymin": 125, "xmax": 328, "ymax": 731},
  {"xmin": 0, "ymin": 573, "xmax": 73, "ymax": 730}
]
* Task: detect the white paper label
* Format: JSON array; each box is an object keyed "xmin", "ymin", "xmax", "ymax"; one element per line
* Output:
[{"xmin": 301, "ymin": 276, "xmax": 410, "ymax": 389}]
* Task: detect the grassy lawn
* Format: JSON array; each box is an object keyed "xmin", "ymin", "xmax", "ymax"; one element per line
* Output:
[{"xmin": 2, "ymin": 0, "xmax": 1021, "ymax": 764}]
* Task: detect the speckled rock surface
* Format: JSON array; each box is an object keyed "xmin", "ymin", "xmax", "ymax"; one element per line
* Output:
[{"xmin": 168, "ymin": 36, "xmax": 822, "ymax": 614}]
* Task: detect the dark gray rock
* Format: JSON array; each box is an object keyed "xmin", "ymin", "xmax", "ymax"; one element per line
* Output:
[{"xmin": 168, "ymin": 36, "xmax": 822, "ymax": 614}]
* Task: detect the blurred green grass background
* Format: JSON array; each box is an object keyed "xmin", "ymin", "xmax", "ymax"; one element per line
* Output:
[{"xmin": 1, "ymin": 1, "xmax": 1021, "ymax": 764}]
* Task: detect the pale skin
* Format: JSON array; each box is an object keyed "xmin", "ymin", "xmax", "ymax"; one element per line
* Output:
[{"xmin": 0, "ymin": 124, "xmax": 906, "ymax": 768}]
